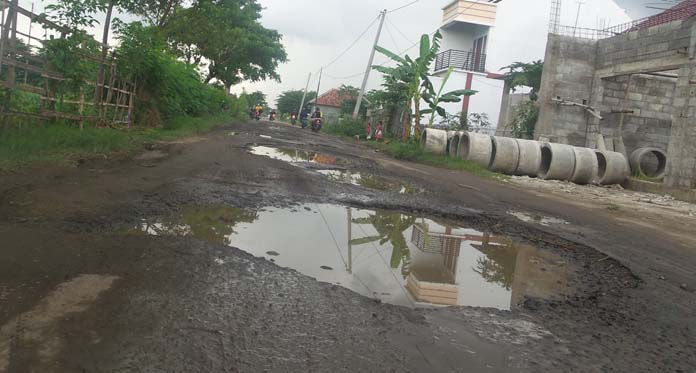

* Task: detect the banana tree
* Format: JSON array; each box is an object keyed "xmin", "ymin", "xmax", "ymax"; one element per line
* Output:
[
  {"xmin": 421, "ymin": 67, "xmax": 477, "ymax": 128},
  {"xmin": 373, "ymin": 31, "xmax": 443, "ymax": 139}
]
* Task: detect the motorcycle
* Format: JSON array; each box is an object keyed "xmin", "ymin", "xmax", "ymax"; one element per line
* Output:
[
  {"xmin": 311, "ymin": 118, "xmax": 322, "ymax": 133},
  {"xmin": 254, "ymin": 111, "xmax": 261, "ymax": 121},
  {"xmin": 269, "ymin": 112, "xmax": 276, "ymax": 121},
  {"xmin": 300, "ymin": 118, "xmax": 308, "ymax": 129},
  {"xmin": 290, "ymin": 114, "xmax": 297, "ymax": 125}
]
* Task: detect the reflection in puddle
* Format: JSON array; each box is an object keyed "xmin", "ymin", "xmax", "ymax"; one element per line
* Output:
[
  {"xmin": 508, "ymin": 211, "xmax": 569, "ymax": 226},
  {"xmin": 250, "ymin": 146, "xmax": 337, "ymax": 165},
  {"xmin": 317, "ymin": 170, "xmax": 419, "ymax": 194},
  {"xmin": 137, "ymin": 204, "xmax": 574, "ymax": 310}
]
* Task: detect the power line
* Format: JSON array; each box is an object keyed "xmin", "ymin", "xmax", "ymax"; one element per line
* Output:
[
  {"xmin": 321, "ymin": 14, "xmax": 380, "ymax": 70},
  {"xmin": 384, "ymin": 20, "xmax": 401, "ymax": 52},
  {"xmin": 387, "ymin": 0, "xmax": 421, "ymax": 14},
  {"xmin": 386, "ymin": 17, "xmax": 412, "ymax": 45}
]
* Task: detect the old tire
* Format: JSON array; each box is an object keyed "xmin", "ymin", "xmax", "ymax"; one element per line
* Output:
[
  {"xmin": 420, "ymin": 128, "xmax": 448, "ymax": 155},
  {"xmin": 538, "ymin": 143, "xmax": 576, "ymax": 180},
  {"xmin": 490, "ymin": 137, "xmax": 520, "ymax": 174},
  {"xmin": 514, "ymin": 139, "xmax": 542, "ymax": 177},
  {"xmin": 629, "ymin": 147, "xmax": 667, "ymax": 179},
  {"xmin": 595, "ymin": 150, "xmax": 630, "ymax": 185},
  {"xmin": 571, "ymin": 147, "xmax": 599, "ymax": 185},
  {"xmin": 458, "ymin": 132, "xmax": 493, "ymax": 168}
]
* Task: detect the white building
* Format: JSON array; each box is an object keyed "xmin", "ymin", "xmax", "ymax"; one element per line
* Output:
[{"xmin": 429, "ymin": 0, "xmax": 504, "ymax": 131}]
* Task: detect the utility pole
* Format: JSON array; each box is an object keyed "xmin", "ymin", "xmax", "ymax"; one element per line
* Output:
[
  {"xmin": 353, "ymin": 10, "xmax": 387, "ymax": 120},
  {"xmin": 297, "ymin": 72, "xmax": 312, "ymax": 117},
  {"xmin": 312, "ymin": 68, "xmax": 323, "ymax": 113}
]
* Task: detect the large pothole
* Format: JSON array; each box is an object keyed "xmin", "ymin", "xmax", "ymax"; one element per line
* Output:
[{"xmin": 132, "ymin": 203, "xmax": 576, "ymax": 310}]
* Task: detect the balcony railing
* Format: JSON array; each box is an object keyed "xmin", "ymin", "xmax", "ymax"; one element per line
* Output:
[{"xmin": 434, "ymin": 49, "xmax": 487, "ymax": 73}]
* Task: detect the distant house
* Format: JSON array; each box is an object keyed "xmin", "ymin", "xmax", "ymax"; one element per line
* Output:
[{"xmin": 309, "ymin": 89, "xmax": 355, "ymax": 122}]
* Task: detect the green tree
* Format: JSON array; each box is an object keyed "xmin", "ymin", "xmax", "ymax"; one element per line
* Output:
[
  {"xmin": 501, "ymin": 60, "xmax": 543, "ymax": 101},
  {"xmin": 244, "ymin": 91, "xmax": 266, "ymax": 108},
  {"xmin": 421, "ymin": 67, "xmax": 476, "ymax": 128},
  {"xmin": 276, "ymin": 90, "xmax": 316, "ymax": 115},
  {"xmin": 165, "ymin": 0, "xmax": 287, "ymax": 92},
  {"xmin": 501, "ymin": 60, "xmax": 543, "ymax": 138},
  {"xmin": 373, "ymin": 32, "xmax": 474, "ymax": 139}
]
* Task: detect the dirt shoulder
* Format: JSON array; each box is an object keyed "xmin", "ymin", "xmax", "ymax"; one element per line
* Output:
[{"xmin": 0, "ymin": 121, "xmax": 694, "ymax": 372}]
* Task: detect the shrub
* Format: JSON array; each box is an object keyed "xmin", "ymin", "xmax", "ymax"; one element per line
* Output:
[{"xmin": 324, "ymin": 119, "xmax": 365, "ymax": 138}]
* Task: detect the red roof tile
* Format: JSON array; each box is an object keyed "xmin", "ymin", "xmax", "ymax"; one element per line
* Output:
[
  {"xmin": 313, "ymin": 89, "xmax": 355, "ymax": 108},
  {"xmin": 632, "ymin": 0, "xmax": 696, "ymax": 31}
]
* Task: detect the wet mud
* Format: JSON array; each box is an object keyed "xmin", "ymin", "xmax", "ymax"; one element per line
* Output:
[{"xmin": 0, "ymin": 121, "xmax": 694, "ymax": 372}]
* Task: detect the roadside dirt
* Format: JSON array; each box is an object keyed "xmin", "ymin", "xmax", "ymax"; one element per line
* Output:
[{"xmin": 0, "ymin": 120, "xmax": 694, "ymax": 372}]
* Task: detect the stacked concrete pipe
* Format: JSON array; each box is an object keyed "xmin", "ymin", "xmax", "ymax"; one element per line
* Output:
[
  {"xmin": 514, "ymin": 139, "xmax": 542, "ymax": 177},
  {"xmin": 489, "ymin": 136, "xmax": 521, "ymax": 174},
  {"xmin": 420, "ymin": 128, "xmax": 448, "ymax": 155},
  {"xmin": 595, "ymin": 150, "xmax": 630, "ymax": 185},
  {"xmin": 449, "ymin": 132, "xmax": 464, "ymax": 158},
  {"xmin": 629, "ymin": 147, "xmax": 667, "ymax": 179},
  {"xmin": 570, "ymin": 147, "xmax": 599, "ymax": 185},
  {"xmin": 458, "ymin": 132, "xmax": 494, "ymax": 168},
  {"xmin": 538, "ymin": 143, "xmax": 576, "ymax": 180}
]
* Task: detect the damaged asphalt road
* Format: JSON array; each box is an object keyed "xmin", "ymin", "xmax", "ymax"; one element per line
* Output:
[{"xmin": 0, "ymin": 120, "xmax": 694, "ymax": 372}]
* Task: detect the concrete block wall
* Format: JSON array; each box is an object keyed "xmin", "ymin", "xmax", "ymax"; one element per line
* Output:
[
  {"xmin": 596, "ymin": 20, "xmax": 692, "ymax": 73},
  {"xmin": 599, "ymin": 74, "xmax": 674, "ymax": 155},
  {"xmin": 665, "ymin": 64, "xmax": 696, "ymax": 189},
  {"xmin": 535, "ymin": 34, "xmax": 598, "ymax": 146}
]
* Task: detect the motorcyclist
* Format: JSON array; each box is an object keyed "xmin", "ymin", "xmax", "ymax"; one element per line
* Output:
[
  {"xmin": 254, "ymin": 104, "xmax": 263, "ymax": 117},
  {"xmin": 299, "ymin": 107, "xmax": 310, "ymax": 127},
  {"xmin": 311, "ymin": 107, "xmax": 322, "ymax": 120},
  {"xmin": 269, "ymin": 109, "xmax": 277, "ymax": 121}
]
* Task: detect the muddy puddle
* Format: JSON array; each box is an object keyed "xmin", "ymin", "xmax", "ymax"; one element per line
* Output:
[
  {"xmin": 317, "ymin": 170, "xmax": 419, "ymax": 194},
  {"xmin": 508, "ymin": 211, "xmax": 569, "ymax": 226},
  {"xmin": 250, "ymin": 146, "xmax": 337, "ymax": 165},
  {"xmin": 136, "ymin": 204, "xmax": 574, "ymax": 310}
]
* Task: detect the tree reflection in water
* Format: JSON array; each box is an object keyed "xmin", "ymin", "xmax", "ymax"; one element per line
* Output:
[
  {"xmin": 350, "ymin": 211, "xmax": 417, "ymax": 275},
  {"xmin": 472, "ymin": 234, "xmax": 518, "ymax": 290},
  {"xmin": 143, "ymin": 205, "xmax": 259, "ymax": 246}
]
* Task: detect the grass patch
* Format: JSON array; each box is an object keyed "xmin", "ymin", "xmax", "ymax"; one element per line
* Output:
[
  {"xmin": 324, "ymin": 119, "xmax": 365, "ymax": 138},
  {"xmin": 0, "ymin": 113, "xmax": 237, "ymax": 170},
  {"xmin": 607, "ymin": 204, "xmax": 622, "ymax": 211},
  {"xmin": 631, "ymin": 171, "xmax": 663, "ymax": 183},
  {"xmin": 369, "ymin": 140, "xmax": 502, "ymax": 179}
]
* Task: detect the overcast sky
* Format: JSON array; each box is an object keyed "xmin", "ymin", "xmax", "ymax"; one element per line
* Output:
[
  {"xmin": 14, "ymin": 0, "xmax": 635, "ymax": 107},
  {"xmin": 233, "ymin": 0, "xmax": 632, "ymax": 106}
]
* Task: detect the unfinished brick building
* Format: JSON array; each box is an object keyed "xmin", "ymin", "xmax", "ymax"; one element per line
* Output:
[{"xmin": 535, "ymin": 0, "xmax": 696, "ymax": 190}]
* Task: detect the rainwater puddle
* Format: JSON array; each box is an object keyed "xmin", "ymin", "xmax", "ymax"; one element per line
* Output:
[
  {"xmin": 137, "ymin": 204, "xmax": 574, "ymax": 310},
  {"xmin": 250, "ymin": 146, "xmax": 338, "ymax": 165},
  {"xmin": 317, "ymin": 170, "xmax": 419, "ymax": 194},
  {"xmin": 508, "ymin": 211, "xmax": 569, "ymax": 226}
]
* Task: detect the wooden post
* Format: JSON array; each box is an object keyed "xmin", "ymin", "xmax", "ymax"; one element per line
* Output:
[
  {"xmin": 2, "ymin": 0, "xmax": 18, "ymax": 130},
  {"xmin": 102, "ymin": 62, "xmax": 116, "ymax": 122},
  {"xmin": 126, "ymin": 81, "xmax": 136, "ymax": 128}
]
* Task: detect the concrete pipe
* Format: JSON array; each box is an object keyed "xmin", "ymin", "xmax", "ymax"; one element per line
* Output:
[
  {"xmin": 490, "ymin": 136, "xmax": 520, "ymax": 175},
  {"xmin": 446, "ymin": 131, "xmax": 457, "ymax": 156},
  {"xmin": 514, "ymin": 139, "xmax": 542, "ymax": 177},
  {"xmin": 420, "ymin": 128, "xmax": 448, "ymax": 155},
  {"xmin": 458, "ymin": 132, "xmax": 493, "ymax": 168},
  {"xmin": 449, "ymin": 132, "xmax": 463, "ymax": 158},
  {"xmin": 629, "ymin": 147, "xmax": 667, "ymax": 179},
  {"xmin": 538, "ymin": 143, "xmax": 576, "ymax": 181},
  {"xmin": 570, "ymin": 147, "xmax": 599, "ymax": 185},
  {"xmin": 595, "ymin": 150, "xmax": 630, "ymax": 185}
]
